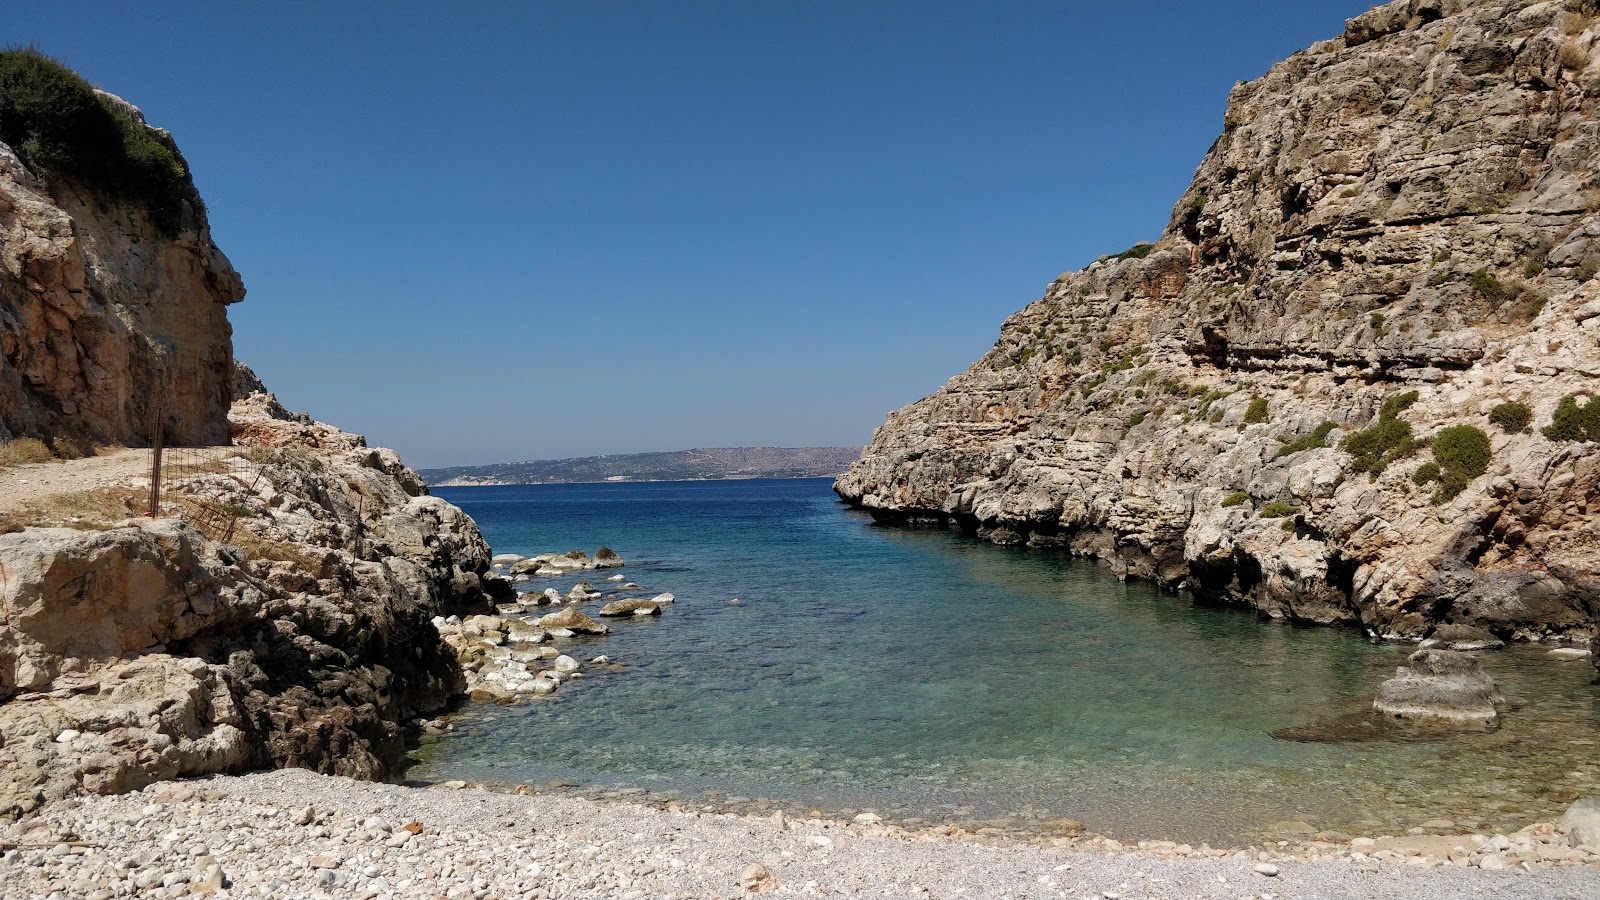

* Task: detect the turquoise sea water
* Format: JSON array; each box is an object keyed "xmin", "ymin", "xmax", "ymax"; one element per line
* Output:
[{"xmin": 418, "ymin": 479, "xmax": 1599, "ymax": 843}]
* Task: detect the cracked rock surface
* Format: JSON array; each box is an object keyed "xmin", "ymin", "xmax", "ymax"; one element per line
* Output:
[{"xmin": 839, "ymin": 0, "xmax": 1600, "ymax": 643}]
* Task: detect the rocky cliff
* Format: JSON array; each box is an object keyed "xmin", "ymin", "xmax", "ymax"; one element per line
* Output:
[
  {"xmin": 0, "ymin": 391, "xmax": 502, "ymax": 818},
  {"xmin": 838, "ymin": 0, "xmax": 1600, "ymax": 642},
  {"xmin": 0, "ymin": 53, "xmax": 506, "ymax": 817},
  {"xmin": 0, "ymin": 50, "xmax": 243, "ymax": 447}
]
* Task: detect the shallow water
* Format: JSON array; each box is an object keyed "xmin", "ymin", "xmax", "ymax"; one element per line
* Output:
[{"xmin": 418, "ymin": 479, "xmax": 1599, "ymax": 843}]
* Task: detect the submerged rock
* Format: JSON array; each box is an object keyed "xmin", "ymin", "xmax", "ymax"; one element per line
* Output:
[
  {"xmin": 599, "ymin": 599, "xmax": 660, "ymax": 618},
  {"xmin": 1374, "ymin": 650, "xmax": 1501, "ymax": 723},
  {"xmin": 1419, "ymin": 624, "xmax": 1503, "ymax": 652}
]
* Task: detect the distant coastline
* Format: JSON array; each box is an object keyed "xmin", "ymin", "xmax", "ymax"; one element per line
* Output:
[{"xmin": 419, "ymin": 446, "xmax": 860, "ymax": 487}]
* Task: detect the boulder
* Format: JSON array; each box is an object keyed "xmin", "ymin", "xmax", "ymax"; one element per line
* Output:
[
  {"xmin": 1419, "ymin": 624, "xmax": 1503, "ymax": 652},
  {"xmin": 1563, "ymin": 798, "xmax": 1600, "ymax": 852},
  {"xmin": 593, "ymin": 546, "xmax": 624, "ymax": 568},
  {"xmin": 1373, "ymin": 650, "xmax": 1501, "ymax": 723},
  {"xmin": 599, "ymin": 599, "xmax": 661, "ymax": 618},
  {"xmin": 535, "ymin": 607, "xmax": 610, "ymax": 635}
]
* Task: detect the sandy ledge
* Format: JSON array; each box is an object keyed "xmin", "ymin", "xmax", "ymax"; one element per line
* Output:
[{"xmin": 3, "ymin": 770, "xmax": 1597, "ymax": 899}]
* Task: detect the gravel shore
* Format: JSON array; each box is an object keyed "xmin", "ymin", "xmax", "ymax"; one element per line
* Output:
[{"xmin": 3, "ymin": 769, "xmax": 1597, "ymax": 900}]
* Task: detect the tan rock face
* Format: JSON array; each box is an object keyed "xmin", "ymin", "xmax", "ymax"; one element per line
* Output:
[
  {"xmin": 0, "ymin": 398, "xmax": 497, "ymax": 818},
  {"xmin": 837, "ymin": 0, "xmax": 1600, "ymax": 641},
  {"xmin": 0, "ymin": 98, "xmax": 243, "ymax": 447}
]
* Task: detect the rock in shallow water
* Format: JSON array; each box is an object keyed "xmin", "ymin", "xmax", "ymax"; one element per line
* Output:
[
  {"xmin": 1374, "ymin": 650, "xmax": 1501, "ymax": 723},
  {"xmin": 535, "ymin": 607, "xmax": 610, "ymax": 635},
  {"xmin": 599, "ymin": 599, "xmax": 660, "ymax": 617},
  {"xmin": 1419, "ymin": 624, "xmax": 1503, "ymax": 652}
]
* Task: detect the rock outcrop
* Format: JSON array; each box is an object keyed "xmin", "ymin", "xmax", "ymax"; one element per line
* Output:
[
  {"xmin": 1373, "ymin": 648, "xmax": 1503, "ymax": 721},
  {"xmin": 0, "ymin": 69, "xmax": 243, "ymax": 447},
  {"xmin": 838, "ymin": 0, "xmax": 1600, "ymax": 642},
  {"xmin": 0, "ymin": 391, "xmax": 496, "ymax": 818}
]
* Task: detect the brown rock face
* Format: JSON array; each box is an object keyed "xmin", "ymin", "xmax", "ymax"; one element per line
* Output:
[
  {"xmin": 0, "ymin": 95, "xmax": 243, "ymax": 447},
  {"xmin": 837, "ymin": 0, "xmax": 1600, "ymax": 641}
]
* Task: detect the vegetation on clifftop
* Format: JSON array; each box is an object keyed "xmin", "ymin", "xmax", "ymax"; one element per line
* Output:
[{"xmin": 0, "ymin": 46, "xmax": 196, "ymax": 235}]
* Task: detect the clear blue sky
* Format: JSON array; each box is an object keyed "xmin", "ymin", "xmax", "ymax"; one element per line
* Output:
[{"xmin": 11, "ymin": 2, "xmax": 1370, "ymax": 468}]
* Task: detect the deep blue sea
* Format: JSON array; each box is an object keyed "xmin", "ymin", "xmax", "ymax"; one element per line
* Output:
[{"xmin": 419, "ymin": 478, "xmax": 1598, "ymax": 843}]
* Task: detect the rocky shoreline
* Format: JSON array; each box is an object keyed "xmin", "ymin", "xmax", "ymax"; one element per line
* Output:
[
  {"xmin": 0, "ymin": 388, "xmax": 500, "ymax": 819},
  {"xmin": 835, "ymin": 0, "xmax": 1600, "ymax": 644},
  {"xmin": 1, "ymin": 769, "xmax": 1596, "ymax": 900},
  {"xmin": 428, "ymin": 548, "xmax": 682, "ymax": 705}
]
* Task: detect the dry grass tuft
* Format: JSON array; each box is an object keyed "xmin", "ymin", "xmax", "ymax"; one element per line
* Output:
[
  {"xmin": 0, "ymin": 487, "xmax": 146, "ymax": 533},
  {"xmin": 0, "ymin": 437, "xmax": 55, "ymax": 467},
  {"xmin": 1560, "ymin": 39, "xmax": 1590, "ymax": 70}
]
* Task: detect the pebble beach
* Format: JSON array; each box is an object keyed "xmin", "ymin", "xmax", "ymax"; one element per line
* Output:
[{"xmin": 4, "ymin": 769, "xmax": 1598, "ymax": 900}]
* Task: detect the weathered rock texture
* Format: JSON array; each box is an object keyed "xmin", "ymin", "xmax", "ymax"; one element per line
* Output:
[
  {"xmin": 0, "ymin": 94, "xmax": 243, "ymax": 447},
  {"xmin": 1373, "ymin": 648, "xmax": 1503, "ymax": 721},
  {"xmin": 0, "ymin": 395, "xmax": 496, "ymax": 818},
  {"xmin": 838, "ymin": 0, "xmax": 1600, "ymax": 642}
]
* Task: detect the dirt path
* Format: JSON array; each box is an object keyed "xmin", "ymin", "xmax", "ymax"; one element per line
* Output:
[{"xmin": 0, "ymin": 448, "xmax": 154, "ymax": 515}]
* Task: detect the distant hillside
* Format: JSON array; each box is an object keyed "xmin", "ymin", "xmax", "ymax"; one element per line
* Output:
[{"xmin": 421, "ymin": 447, "xmax": 861, "ymax": 486}]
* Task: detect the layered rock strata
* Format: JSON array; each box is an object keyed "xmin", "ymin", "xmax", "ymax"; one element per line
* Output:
[
  {"xmin": 838, "ymin": 0, "xmax": 1600, "ymax": 641},
  {"xmin": 0, "ymin": 95, "xmax": 243, "ymax": 447},
  {"xmin": 0, "ymin": 392, "xmax": 498, "ymax": 818}
]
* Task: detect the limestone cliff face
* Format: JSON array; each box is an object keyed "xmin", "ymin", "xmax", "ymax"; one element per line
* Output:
[
  {"xmin": 0, "ymin": 93, "xmax": 243, "ymax": 446},
  {"xmin": 0, "ymin": 395, "xmax": 500, "ymax": 818},
  {"xmin": 838, "ymin": 0, "xmax": 1600, "ymax": 641}
]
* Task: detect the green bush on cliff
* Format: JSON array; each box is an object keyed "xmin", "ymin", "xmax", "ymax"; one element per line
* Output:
[
  {"xmin": 1242, "ymin": 397, "xmax": 1269, "ymax": 425},
  {"xmin": 1411, "ymin": 462, "xmax": 1441, "ymax": 485},
  {"xmin": 1425, "ymin": 424, "xmax": 1492, "ymax": 502},
  {"xmin": 1467, "ymin": 268, "xmax": 1505, "ymax": 301},
  {"xmin": 1221, "ymin": 490, "xmax": 1250, "ymax": 507},
  {"xmin": 1111, "ymin": 242, "xmax": 1157, "ymax": 261},
  {"xmin": 1259, "ymin": 500, "xmax": 1296, "ymax": 519},
  {"xmin": 1275, "ymin": 421, "xmax": 1337, "ymax": 458},
  {"xmin": 1542, "ymin": 394, "xmax": 1600, "ymax": 441},
  {"xmin": 1339, "ymin": 391, "xmax": 1422, "ymax": 475},
  {"xmin": 1430, "ymin": 425, "xmax": 1491, "ymax": 501},
  {"xmin": 1488, "ymin": 401, "xmax": 1532, "ymax": 434},
  {"xmin": 0, "ymin": 46, "xmax": 193, "ymax": 235}
]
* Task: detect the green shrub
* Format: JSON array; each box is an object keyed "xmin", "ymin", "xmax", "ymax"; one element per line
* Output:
[
  {"xmin": 1276, "ymin": 421, "xmax": 1338, "ymax": 458},
  {"xmin": 1243, "ymin": 397, "xmax": 1269, "ymax": 425},
  {"xmin": 1369, "ymin": 312, "xmax": 1386, "ymax": 330},
  {"xmin": 1342, "ymin": 418, "xmax": 1416, "ymax": 474},
  {"xmin": 1127, "ymin": 410, "xmax": 1148, "ymax": 427},
  {"xmin": 1428, "ymin": 424, "xmax": 1492, "ymax": 501},
  {"xmin": 0, "ymin": 47, "xmax": 195, "ymax": 236},
  {"xmin": 1543, "ymin": 394, "xmax": 1600, "ymax": 441},
  {"xmin": 1412, "ymin": 462, "xmax": 1441, "ymax": 485},
  {"xmin": 1467, "ymin": 268, "xmax": 1505, "ymax": 300},
  {"xmin": 1379, "ymin": 391, "xmax": 1420, "ymax": 421},
  {"xmin": 1340, "ymin": 392, "xmax": 1421, "ymax": 474},
  {"xmin": 1221, "ymin": 491, "xmax": 1250, "ymax": 507},
  {"xmin": 1523, "ymin": 260, "xmax": 1545, "ymax": 278},
  {"xmin": 1433, "ymin": 425, "xmax": 1491, "ymax": 478},
  {"xmin": 1112, "ymin": 242, "xmax": 1157, "ymax": 261},
  {"xmin": 1259, "ymin": 501, "xmax": 1296, "ymax": 519},
  {"xmin": 1488, "ymin": 401, "xmax": 1532, "ymax": 433}
]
